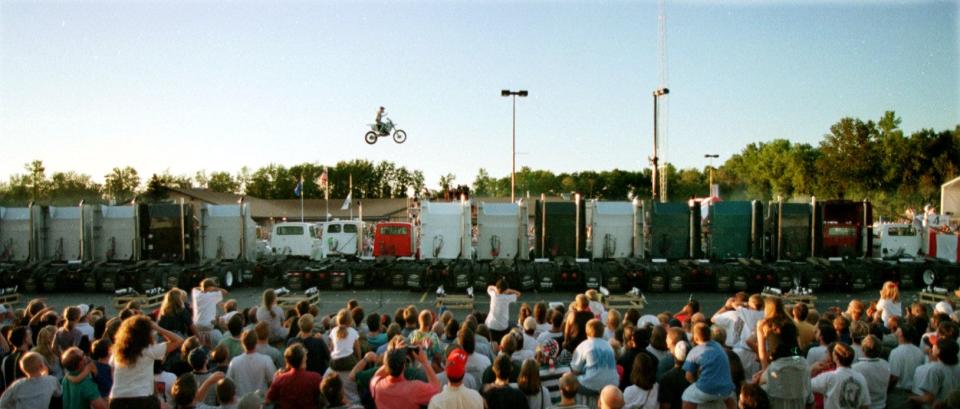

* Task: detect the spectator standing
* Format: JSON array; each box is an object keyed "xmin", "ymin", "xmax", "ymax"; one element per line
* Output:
[
  {"xmin": 806, "ymin": 324, "xmax": 837, "ymax": 368},
  {"xmin": 225, "ymin": 330, "xmax": 275, "ymax": 398},
  {"xmin": 216, "ymin": 314, "xmax": 245, "ymax": 360},
  {"xmin": 265, "ymin": 344, "xmax": 323, "ymax": 409},
  {"xmin": 712, "ymin": 295, "xmax": 748, "ymax": 348},
  {"xmin": 109, "ymin": 316, "xmax": 183, "ymax": 409},
  {"xmin": 409, "ymin": 310, "xmax": 444, "ymax": 362},
  {"xmin": 757, "ymin": 298, "xmax": 791, "ymax": 369},
  {"xmin": 330, "ymin": 308, "xmax": 361, "ymax": 371},
  {"xmin": 658, "ymin": 340, "xmax": 691, "ymax": 409},
  {"xmin": 564, "ymin": 296, "xmax": 596, "ymax": 354},
  {"xmin": 792, "ymin": 304, "xmax": 816, "ymax": 352},
  {"xmin": 618, "ymin": 325, "xmax": 657, "ymax": 390},
  {"xmin": 54, "ymin": 306, "xmax": 83, "ymax": 351},
  {"xmin": 811, "ymin": 343, "xmax": 870, "ymax": 409},
  {"xmin": 89, "ymin": 339, "xmax": 112, "ymax": 398},
  {"xmin": 682, "ymin": 323, "xmax": 736, "ymax": 409},
  {"xmin": 876, "ymin": 281, "xmax": 902, "ymax": 328},
  {"xmin": 2, "ymin": 327, "xmax": 32, "ymax": 391},
  {"xmin": 192, "ymin": 279, "xmax": 226, "ymax": 347},
  {"xmin": 428, "ymin": 348, "xmax": 483, "ymax": 409},
  {"xmin": 486, "ymin": 279, "xmax": 521, "ymax": 343},
  {"xmin": 459, "ymin": 327, "xmax": 490, "ymax": 385}
]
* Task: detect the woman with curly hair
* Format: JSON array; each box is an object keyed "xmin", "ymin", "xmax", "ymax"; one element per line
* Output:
[
  {"xmin": 109, "ymin": 315, "xmax": 183, "ymax": 409},
  {"xmin": 756, "ymin": 297, "xmax": 791, "ymax": 368},
  {"xmin": 158, "ymin": 288, "xmax": 194, "ymax": 338}
]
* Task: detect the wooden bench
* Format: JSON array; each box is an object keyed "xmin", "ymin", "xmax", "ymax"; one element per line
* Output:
[
  {"xmin": 277, "ymin": 291, "xmax": 320, "ymax": 310},
  {"xmin": 762, "ymin": 291, "xmax": 817, "ymax": 310},
  {"xmin": 918, "ymin": 291, "xmax": 959, "ymax": 307},
  {"xmin": 0, "ymin": 292, "xmax": 21, "ymax": 308},
  {"xmin": 603, "ymin": 294, "xmax": 647, "ymax": 311},
  {"xmin": 435, "ymin": 294, "xmax": 474, "ymax": 311},
  {"xmin": 112, "ymin": 292, "xmax": 164, "ymax": 312}
]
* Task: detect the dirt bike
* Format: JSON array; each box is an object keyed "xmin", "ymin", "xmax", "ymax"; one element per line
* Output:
[{"xmin": 365, "ymin": 118, "xmax": 407, "ymax": 144}]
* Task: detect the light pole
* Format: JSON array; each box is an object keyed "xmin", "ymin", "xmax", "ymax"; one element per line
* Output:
[
  {"xmin": 704, "ymin": 154, "xmax": 719, "ymax": 196},
  {"xmin": 651, "ymin": 87, "xmax": 669, "ymax": 202},
  {"xmin": 502, "ymin": 89, "xmax": 528, "ymax": 203}
]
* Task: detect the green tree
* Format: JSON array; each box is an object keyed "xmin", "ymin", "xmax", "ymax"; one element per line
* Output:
[
  {"xmin": 48, "ymin": 172, "xmax": 102, "ymax": 205},
  {"xmin": 104, "ymin": 166, "xmax": 140, "ymax": 203},
  {"xmin": 26, "ymin": 160, "xmax": 46, "ymax": 202},
  {"xmin": 472, "ymin": 168, "xmax": 497, "ymax": 197},
  {"xmin": 207, "ymin": 171, "xmax": 239, "ymax": 193}
]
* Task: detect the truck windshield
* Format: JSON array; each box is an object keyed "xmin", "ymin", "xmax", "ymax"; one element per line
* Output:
[
  {"xmin": 327, "ymin": 224, "xmax": 341, "ymax": 233},
  {"xmin": 344, "ymin": 224, "xmax": 358, "ymax": 233},
  {"xmin": 827, "ymin": 226, "xmax": 857, "ymax": 237},
  {"xmin": 380, "ymin": 226, "xmax": 409, "ymax": 235},
  {"xmin": 888, "ymin": 226, "xmax": 917, "ymax": 236},
  {"xmin": 276, "ymin": 226, "xmax": 304, "ymax": 236}
]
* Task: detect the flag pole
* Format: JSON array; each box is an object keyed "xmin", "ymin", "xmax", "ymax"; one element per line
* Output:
[
  {"xmin": 300, "ymin": 174, "xmax": 304, "ymax": 223},
  {"xmin": 349, "ymin": 174, "xmax": 353, "ymax": 220},
  {"xmin": 325, "ymin": 168, "xmax": 330, "ymax": 222}
]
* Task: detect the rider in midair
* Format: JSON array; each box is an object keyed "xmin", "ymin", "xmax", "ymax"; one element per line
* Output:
[{"xmin": 375, "ymin": 106, "xmax": 387, "ymax": 135}]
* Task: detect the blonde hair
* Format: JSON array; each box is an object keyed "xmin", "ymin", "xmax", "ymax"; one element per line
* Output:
[
  {"xmin": 575, "ymin": 294, "xmax": 590, "ymax": 311},
  {"xmin": 161, "ymin": 288, "xmax": 186, "ymax": 317},
  {"xmin": 607, "ymin": 309, "xmax": 621, "ymax": 330},
  {"xmin": 880, "ymin": 281, "xmax": 900, "ymax": 302},
  {"xmin": 33, "ymin": 325, "xmax": 60, "ymax": 366},
  {"xmin": 335, "ymin": 309, "xmax": 353, "ymax": 340}
]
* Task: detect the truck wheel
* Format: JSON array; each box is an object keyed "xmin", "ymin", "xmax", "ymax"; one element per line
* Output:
[{"xmin": 22, "ymin": 276, "xmax": 38, "ymax": 293}]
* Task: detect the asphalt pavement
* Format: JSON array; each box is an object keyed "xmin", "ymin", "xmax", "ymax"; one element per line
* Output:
[{"xmin": 17, "ymin": 282, "xmax": 898, "ymax": 322}]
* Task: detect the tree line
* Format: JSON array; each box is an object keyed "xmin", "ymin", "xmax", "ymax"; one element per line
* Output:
[{"xmin": 1, "ymin": 112, "xmax": 957, "ymax": 219}]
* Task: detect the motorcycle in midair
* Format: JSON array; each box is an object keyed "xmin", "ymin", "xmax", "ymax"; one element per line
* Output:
[{"xmin": 365, "ymin": 118, "xmax": 406, "ymax": 144}]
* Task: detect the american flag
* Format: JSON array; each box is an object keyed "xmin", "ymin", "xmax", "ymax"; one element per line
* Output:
[{"xmin": 316, "ymin": 167, "xmax": 328, "ymax": 188}]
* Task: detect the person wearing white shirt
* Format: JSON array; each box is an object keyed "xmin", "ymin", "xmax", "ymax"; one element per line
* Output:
[
  {"xmin": 485, "ymin": 279, "xmax": 521, "ymax": 343},
  {"xmin": 192, "ymin": 279, "xmax": 227, "ymax": 346},
  {"xmin": 811, "ymin": 343, "xmax": 871, "ymax": 409},
  {"xmin": 711, "ymin": 296, "xmax": 747, "ymax": 347},
  {"xmin": 911, "ymin": 338, "xmax": 960, "ymax": 409},
  {"xmin": 888, "ymin": 321, "xmax": 925, "ymax": 409},
  {"xmin": 876, "ymin": 281, "xmax": 903, "ymax": 327},
  {"xmin": 226, "ymin": 330, "xmax": 276, "ymax": 398},
  {"xmin": 109, "ymin": 316, "xmax": 184, "ymax": 407},
  {"xmin": 851, "ymin": 335, "xmax": 891, "ymax": 409},
  {"xmin": 622, "ymin": 351, "xmax": 659, "ymax": 409},
  {"xmin": 806, "ymin": 323, "xmax": 837, "ymax": 368}
]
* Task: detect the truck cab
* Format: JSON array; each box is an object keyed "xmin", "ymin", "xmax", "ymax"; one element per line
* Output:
[
  {"xmin": 873, "ymin": 223, "xmax": 920, "ymax": 259},
  {"xmin": 373, "ymin": 222, "xmax": 415, "ymax": 258},
  {"xmin": 318, "ymin": 220, "xmax": 363, "ymax": 258},
  {"xmin": 270, "ymin": 222, "xmax": 322, "ymax": 259}
]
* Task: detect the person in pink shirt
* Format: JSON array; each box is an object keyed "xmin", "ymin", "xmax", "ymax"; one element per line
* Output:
[{"xmin": 370, "ymin": 339, "xmax": 441, "ymax": 409}]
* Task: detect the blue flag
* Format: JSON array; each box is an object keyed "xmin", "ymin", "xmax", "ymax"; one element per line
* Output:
[{"xmin": 294, "ymin": 178, "xmax": 303, "ymax": 197}]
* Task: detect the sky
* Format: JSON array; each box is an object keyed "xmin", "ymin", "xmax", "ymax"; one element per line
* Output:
[{"xmin": 1, "ymin": 0, "xmax": 957, "ymax": 190}]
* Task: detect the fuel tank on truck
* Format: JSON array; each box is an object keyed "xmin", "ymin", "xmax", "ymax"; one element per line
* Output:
[{"xmin": 477, "ymin": 202, "xmax": 528, "ymax": 261}]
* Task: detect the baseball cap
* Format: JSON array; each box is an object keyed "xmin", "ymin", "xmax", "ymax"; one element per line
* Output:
[
  {"xmin": 936, "ymin": 301, "xmax": 954, "ymax": 316},
  {"xmin": 673, "ymin": 340, "xmax": 690, "ymax": 362},
  {"xmin": 77, "ymin": 304, "xmax": 90, "ymax": 317},
  {"xmin": 523, "ymin": 317, "xmax": 538, "ymax": 331},
  {"xmin": 637, "ymin": 314, "xmax": 660, "ymax": 328},
  {"xmin": 446, "ymin": 348, "xmax": 468, "ymax": 379}
]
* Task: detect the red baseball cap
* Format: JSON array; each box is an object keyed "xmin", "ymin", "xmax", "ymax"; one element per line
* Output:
[{"xmin": 446, "ymin": 348, "xmax": 468, "ymax": 378}]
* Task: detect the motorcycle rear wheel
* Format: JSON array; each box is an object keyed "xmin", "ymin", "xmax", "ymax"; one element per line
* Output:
[
  {"xmin": 364, "ymin": 131, "xmax": 378, "ymax": 145},
  {"xmin": 393, "ymin": 130, "xmax": 407, "ymax": 144}
]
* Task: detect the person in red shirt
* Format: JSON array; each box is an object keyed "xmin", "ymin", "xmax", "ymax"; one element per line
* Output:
[
  {"xmin": 370, "ymin": 339, "xmax": 441, "ymax": 409},
  {"xmin": 265, "ymin": 343, "xmax": 323, "ymax": 409}
]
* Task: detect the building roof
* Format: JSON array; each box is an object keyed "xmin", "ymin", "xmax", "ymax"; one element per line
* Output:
[{"xmin": 164, "ymin": 188, "xmax": 409, "ymax": 220}]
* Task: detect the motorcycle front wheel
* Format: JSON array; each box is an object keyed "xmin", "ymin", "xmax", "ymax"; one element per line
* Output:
[
  {"xmin": 393, "ymin": 130, "xmax": 407, "ymax": 144},
  {"xmin": 364, "ymin": 131, "xmax": 378, "ymax": 145}
]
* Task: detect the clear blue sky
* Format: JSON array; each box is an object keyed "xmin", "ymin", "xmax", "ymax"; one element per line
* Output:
[{"xmin": 1, "ymin": 0, "xmax": 957, "ymax": 189}]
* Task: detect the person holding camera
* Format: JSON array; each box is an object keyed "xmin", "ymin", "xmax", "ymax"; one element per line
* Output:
[{"xmin": 370, "ymin": 338, "xmax": 441, "ymax": 409}]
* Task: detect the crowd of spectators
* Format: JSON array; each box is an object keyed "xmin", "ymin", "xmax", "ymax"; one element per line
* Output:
[{"xmin": 0, "ymin": 277, "xmax": 959, "ymax": 409}]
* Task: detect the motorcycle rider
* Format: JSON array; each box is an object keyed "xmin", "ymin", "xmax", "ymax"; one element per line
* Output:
[{"xmin": 375, "ymin": 106, "xmax": 387, "ymax": 135}]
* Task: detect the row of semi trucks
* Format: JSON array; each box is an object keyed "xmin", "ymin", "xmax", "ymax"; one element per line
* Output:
[{"xmin": 0, "ymin": 197, "xmax": 957, "ymax": 294}]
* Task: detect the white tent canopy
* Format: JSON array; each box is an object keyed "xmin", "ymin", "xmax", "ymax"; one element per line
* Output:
[{"xmin": 943, "ymin": 176, "xmax": 960, "ymax": 222}]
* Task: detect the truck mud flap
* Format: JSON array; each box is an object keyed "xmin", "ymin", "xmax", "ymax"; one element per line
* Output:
[
  {"xmin": 535, "ymin": 262, "xmax": 557, "ymax": 291},
  {"xmin": 516, "ymin": 262, "xmax": 537, "ymax": 291},
  {"xmin": 450, "ymin": 261, "xmax": 472, "ymax": 291},
  {"xmin": 583, "ymin": 262, "xmax": 602, "ymax": 290},
  {"xmin": 407, "ymin": 263, "xmax": 428, "ymax": 290}
]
